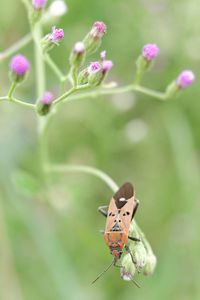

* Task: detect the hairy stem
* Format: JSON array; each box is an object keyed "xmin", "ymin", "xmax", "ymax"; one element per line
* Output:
[
  {"xmin": 0, "ymin": 34, "xmax": 32, "ymax": 62},
  {"xmin": 32, "ymin": 24, "xmax": 45, "ymax": 101},
  {"xmin": 46, "ymin": 164, "xmax": 119, "ymax": 192},
  {"xmin": 8, "ymin": 82, "xmax": 17, "ymax": 99},
  {"xmin": 44, "ymin": 54, "xmax": 66, "ymax": 82}
]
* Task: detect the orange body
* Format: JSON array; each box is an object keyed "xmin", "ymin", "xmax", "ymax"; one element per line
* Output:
[{"xmin": 103, "ymin": 183, "xmax": 137, "ymax": 259}]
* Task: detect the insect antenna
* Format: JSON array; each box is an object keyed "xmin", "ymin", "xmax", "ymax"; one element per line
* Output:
[
  {"xmin": 131, "ymin": 278, "xmax": 141, "ymax": 288},
  {"xmin": 91, "ymin": 259, "xmax": 115, "ymax": 284}
]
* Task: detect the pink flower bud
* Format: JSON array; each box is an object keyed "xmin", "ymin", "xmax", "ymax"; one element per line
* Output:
[
  {"xmin": 32, "ymin": 0, "xmax": 47, "ymax": 9},
  {"xmin": 73, "ymin": 42, "xmax": 85, "ymax": 54},
  {"xmin": 41, "ymin": 91, "xmax": 54, "ymax": 105},
  {"xmin": 176, "ymin": 70, "xmax": 195, "ymax": 89},
  {"xmin": 49, "ymin": 26, "xmax": 64, "ymax": 43},
  {"xmin": 102, "ymin": 60, "xmax": 113, "ymax": 74},
  {"xmin": 88, "ymin": 61, "xmax": 101, "ymax": 74},
  {"xmin": 10, "ymin": 54, "xmax": 30, "ymax": 76},
  {"xmin": 90, "ymin": 21, "xmax": 107, "ymax": 38},
  {"xmin": 142, "ymin": 44, "xmax": 159, "ymax": 61}
]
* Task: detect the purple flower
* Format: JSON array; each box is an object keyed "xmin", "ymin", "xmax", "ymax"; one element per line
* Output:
[
  {"xmin": 176, "ymin": 70, "xmax": 195, "ymax": 89},
  {"xmin": 88, "ymin": 61, "xmax": 101, "ymax": 74},
  {"xmin": 90, "ymin": 21, "xmax": 107, "ymax": 38},
  {"xmin": 41, "ymin": 91, "xmax": 54, "ymax": 105},
  {"xmin": 49, "ymin": 27, "xmax": 64, "ymax": 43},
  {"xmin": 102, "ymin": 60, "xmax": 113, "ymax": 74},
  {"xmin": 32, "ymin": 0, "xmax": 47, "ymax": 9},
  {"xmin": 73, "ymin": 42, "xmax": 85, "ymax": 54},
  {"xmin": 10, "ymin": 54, "xmax": 30, "ymax": 76},
  {"xmin": 142, "ymin": 44, "xmax": 159, "ymax": 61}
]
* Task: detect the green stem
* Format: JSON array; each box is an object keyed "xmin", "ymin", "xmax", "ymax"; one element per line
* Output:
[
  {"xmin": 46, "ymin": 164, "xmax": 119, "ymax": 192},
  {"xmin": 53, "ymin": 84, "xmax": 90, "ymax": 106},
  {"xmin": 133, "ymin": 70, "xmax": 144, "ymax": 85},
  {"xmin": 44, "ymin": 54, "xmax": 66, "ymax": 82},
  {"xmin": 12, "ymin": 97, "xmax": 35, "ymax": 109},
  {"xmin": 8, "ymin": 82, "xmax": 17, "ymax": 99},
  {"xmin": 32, "ymin": 23, "xmax": 45, "ymax": 102},
  {"xmin": 0, "ymin": 34, "xmax": 32, "ymax": 62},
  {"xmin": 46, "ymin": 163, "xmax": 151, "ymax": 251},
  {"xmin": 58, "ymin": 84, "xmax": 167, "ymax": 104}
]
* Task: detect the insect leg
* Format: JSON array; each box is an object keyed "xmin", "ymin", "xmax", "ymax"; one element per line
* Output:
[
  {"xmin": 125, "ymin": 245, "xmax": 137, "ymax": 265},
  {"xmin": 98, "ymin": 205, "xmax": 108, "ymax": 217},
  {"xmin": 131, "ymin": 199, "xmax": 139, "ymax": 220},
  {"xmin": 128, "ymin": 236, "xmax": 141, "ymax": 242}
]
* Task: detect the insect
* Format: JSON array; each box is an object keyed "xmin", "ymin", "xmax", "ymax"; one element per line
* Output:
[{"xmin": 92, "ymin": 182, "xmax": 140, "ymax": 286}]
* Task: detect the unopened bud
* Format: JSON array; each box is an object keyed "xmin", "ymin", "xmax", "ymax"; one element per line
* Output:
[
  {"xmin": 9, "ymin": 54, "xmax": 30, "ymax": 83},
  {"xmin": 48, "ymin": 0, "xmax": 68, "ymax": 18},
  {"xmin": 37, "ymin": 91, "xmax": 54, "ymax": 115},
  {"xmin": 143, "ymin": 253, "xmax": 157, "ymax": 276},
  {"xmin": 120, "ymin": 254, "xmax": 136, "ymax": 281},
  {"xmin": 165, "ymin": 70, "xmax": 195, "ymax": 99},
  {"xmin": 77, "ymin": 68, "xmax": 89, "ymax": 85},
  {"xmin": 129, "ymin": 242, "xmax": 147, "ymax": 270},
  {"xmin": 83, "ymin": 21, "xmax": 106, "ymax": 55},
  {"xmin": 69, "ymin": 42, "xmax": 86, "ymax": 69},
  {"xmin": 42, "ymin": 26, "xmax": 64, "ymax": 52},
  {"xmin": 88, "ymin": 61, "xmax": 103, "ymax": 86},
  {"xmin": 136, "ymin": 43, "xmax": 159, "ymax": 78},
  {"xmin": 176, "ymin": 70, "xmax": 195, "ymax": 89}
]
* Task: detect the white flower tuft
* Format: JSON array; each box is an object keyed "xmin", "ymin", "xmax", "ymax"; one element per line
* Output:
[{"xmin": 49, "ymin": 0, "xmax": 68, "ymax": 17}]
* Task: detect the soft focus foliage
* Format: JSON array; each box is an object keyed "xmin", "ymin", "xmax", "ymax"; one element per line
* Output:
[{"xmin": 0, "ymin": 1, "xmax": 200, "ymax": 300}]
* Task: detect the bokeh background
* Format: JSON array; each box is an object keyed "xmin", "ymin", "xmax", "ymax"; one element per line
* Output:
[{"xmin": 0, "ymin": 0, "xmax": 200, "ymax": 299}]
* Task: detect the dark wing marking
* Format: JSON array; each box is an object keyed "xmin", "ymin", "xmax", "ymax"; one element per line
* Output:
[{"xmin": 113, "ymin": 182, "xmax": 134, "ymax": 209}]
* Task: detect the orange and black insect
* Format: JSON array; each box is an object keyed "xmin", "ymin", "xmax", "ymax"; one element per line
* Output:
[{"xmin": 92, "ymin": 182, "xmax": 140, "ymax": 285}]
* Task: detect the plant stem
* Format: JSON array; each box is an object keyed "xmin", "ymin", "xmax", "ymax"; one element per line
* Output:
[
  {"xmin": 46, "ymin": 164, "xmax": 119, "ymax": 193},
  {"xmin": 44, "ymin": 54, "xmax": 66, "ymax": 82},
  {"xmin": 0, "ymin": 34, "xmax": 32, "ymax": 62},
  {"xmin": 12, "ymin": 97, "xmax": 36, "ymax": 109},
  {"xmin": 56, "ymin": 84, "xmax": 167, "ymax": 104},
  {"xmin": 46, "ymin": 163, "xmax": 150, "ymax": 246},
  {"xmin": 32, "ymin": 24, "xmax": 45, "ymax": 101},
  {"xmin": 8, "ymin": 82, "xmax": 17, "ymax": 99}
]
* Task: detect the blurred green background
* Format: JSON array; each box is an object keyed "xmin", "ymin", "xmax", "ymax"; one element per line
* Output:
[{"xmin": 0, "ymin": 0, "xmax": 200, "ymax": 299}]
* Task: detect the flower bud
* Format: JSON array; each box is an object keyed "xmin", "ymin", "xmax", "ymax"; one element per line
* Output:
[
  {"xmin": 37, "ymin": 91, "xmax": 54, "ymax": 115},
  {"xmin": 42, "ymin": 27, "xmax": 64, "ymax": 52},
  {"xmin": 136, "ymin": 44, "xmax": 159, "ymax": 77},
  {"xmin": 9, "ymin": 54, "xmax": 30, "ymax": 83},
  {"xmin": 120, "ymin": 254, "xmax": 136, "ymax": 281},
  {"xmin": 176, "ymin": 70, "xmax": 195, "ymax": 89},
  {"xmin": 129, "ymin": 241, "xmax": 147, "ymax": 270},
  {"xmin": 69, "ymin": 42, "xmax": 86, "ymax": 69},
  {"xmin": 77, "ymin": 68, "xmax": 89, "ymax": 85},
  {"xmin": 102, "ymin": 60, "xmax": 113, "ymax": 75},
  {"xmin": 31, "ymin": 0, "xmax": 47, "ymax": 24},
  {"xmin": 143, "ymin": 253, "xmax": 157, "ymax": 276},
  {"xmin": 83, "ymin": 21, "xmax": 107, "ymax": 55},
  {"xmin": 32, "ymin": 0, "xmax": 47, "ymax": 10},
  {"xmin": 165, "ymin": 70, "xmax": 195, "ymax": 99},
  {"xmin": 88, "ymin": 61, "xmax": 103, "ymax": 86},
  {"xmin": 142, "ymin": 44, "xmax": 159, "ymax": 62},
  {"xmin": 48, "ymin": 0, "xmax": 68, "ymax": 17}
]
